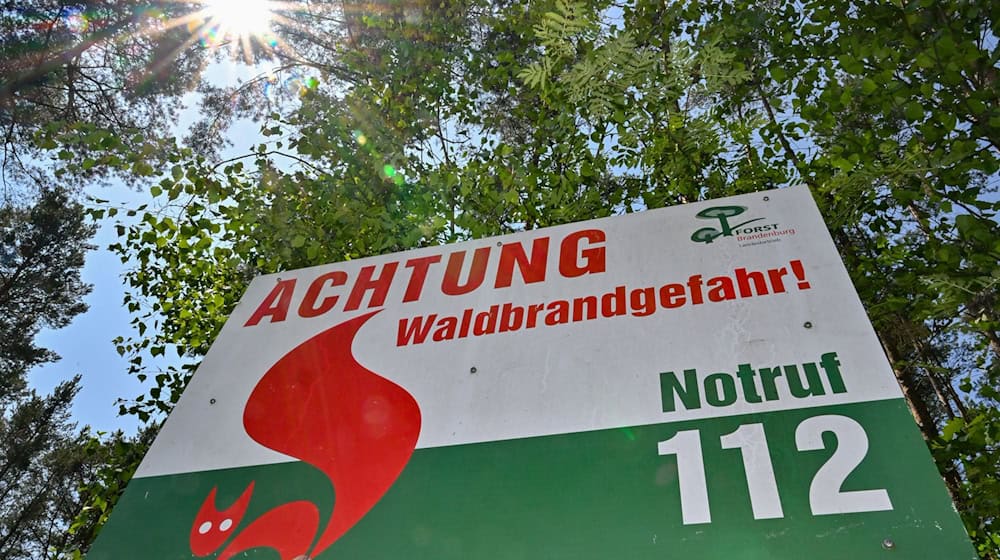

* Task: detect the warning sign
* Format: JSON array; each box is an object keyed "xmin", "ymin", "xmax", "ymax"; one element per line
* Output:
[{"xmin": 88, "ymin": 186, "xmax": 975, "ymax": 559}]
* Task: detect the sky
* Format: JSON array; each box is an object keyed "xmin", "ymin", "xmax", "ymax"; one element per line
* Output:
[
  {"xmin": 30, "ymin": 184, "xmax": 155, "ymax": 434},
  {"xmin": 27, "ymin": 63, "xmax": 270, "ymax": 435}
]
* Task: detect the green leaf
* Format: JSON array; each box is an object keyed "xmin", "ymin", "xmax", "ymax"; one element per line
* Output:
[
  {"xmin": 836, "ymin": 54, "xmax": 863, "ymax": 74},
  {"xmin": 941, "ymin": 418, "xmax": 965, "ymax": 441},
  {"xmin": 904, "ymin": 101, "xmax": 924, "ymax": 121},
  {"xmin": 937, "ymin": 111, "xmax": 957, "ymax": 132}
]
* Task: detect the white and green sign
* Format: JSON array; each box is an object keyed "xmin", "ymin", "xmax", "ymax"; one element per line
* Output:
[{"xmin": 88, "ymin": 186, "xmax": 975, "ymax": 559}]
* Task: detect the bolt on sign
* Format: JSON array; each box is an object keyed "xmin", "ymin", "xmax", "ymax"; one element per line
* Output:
[{"xmin": 88, "ymin": 186, "xmax": 975, "ymax": 559}]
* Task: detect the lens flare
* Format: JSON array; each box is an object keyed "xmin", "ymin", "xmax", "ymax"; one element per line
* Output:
[{"xmin": 63, "ymin": 7, "xmax": 89, "ymax": 33}]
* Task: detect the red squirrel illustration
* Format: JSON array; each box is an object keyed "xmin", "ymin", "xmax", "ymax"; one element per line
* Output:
[{"xmin": 189, "ymin": 310, "xmax": 421, "ymax": 559}]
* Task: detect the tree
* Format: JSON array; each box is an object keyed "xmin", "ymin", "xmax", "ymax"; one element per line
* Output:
[
  {"xmin": 0, "ymin": 0, "xmax": 217, "ymax": 195},
  {"xmin": 0, "ymin": 378, "xmax": 80, "ymax": 559},
  {"xmin": 66, "ymin": 426, "xmax": 158, "ymax": 557},
  {"xmin": 0, "ymin": 187, "xmax": 94, "ymax": 397},
  {"xmin": 0, "ymin": 376, "xmax": 149, "ymax": 559},
  {"xmin": 0, "ymin": 186, "xmax": 108, "ymax": 558}
]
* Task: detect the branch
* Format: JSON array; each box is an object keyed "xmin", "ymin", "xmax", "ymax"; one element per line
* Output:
[
  {"xmin": 755, "ymin": 82, "xmax": 812, "ymax": 186},
  {"xmin": 211, "ymin": 150, "xmax": 331, "ymax": 176},
  {"xmin": 0, "ymin": 17, "xmax": 133, "ymax": 105}
]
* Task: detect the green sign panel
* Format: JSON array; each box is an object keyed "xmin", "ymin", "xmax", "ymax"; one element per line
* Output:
[{"xmin": 88, "ymin": 187, "xmax": 975, "ymax": 559}]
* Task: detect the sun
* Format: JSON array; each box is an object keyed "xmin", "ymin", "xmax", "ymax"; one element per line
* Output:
[{"xmin": 202, "ymin": 0, "xmax": 275, "ymax": 39}]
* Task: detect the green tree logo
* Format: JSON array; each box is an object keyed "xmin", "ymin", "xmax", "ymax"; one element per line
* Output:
[{"xmin": 690, "ymin": 206, "xmax": 765, "ymax": 243}]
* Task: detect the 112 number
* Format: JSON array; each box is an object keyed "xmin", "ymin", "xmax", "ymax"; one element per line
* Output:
[{"xmin": 657, "ymin": 414, "xmax": 893, "ymax": 524}]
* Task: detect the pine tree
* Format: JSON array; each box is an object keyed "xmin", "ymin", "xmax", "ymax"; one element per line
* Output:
[
  {"xmin": 0, "ymin": 187, "xmax": 98, "ymax": 558},
  {"xmin": 0, "ymin": 187, "xmax": 94, "ymax": 396}
]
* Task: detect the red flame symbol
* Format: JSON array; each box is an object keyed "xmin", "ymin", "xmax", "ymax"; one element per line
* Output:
[{"xmin": 190, "ymin": 310, "xmax": 421, "ymax": 559}]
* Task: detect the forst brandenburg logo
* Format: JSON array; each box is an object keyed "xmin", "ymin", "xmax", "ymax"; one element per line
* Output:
[{"xmin": 690, "ymin": 205, "xmax": 789, "ymax": 244}]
